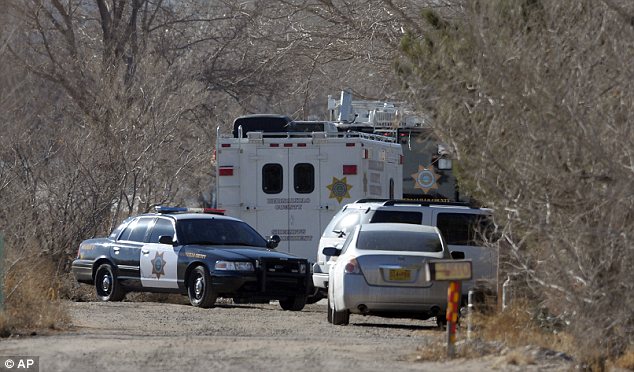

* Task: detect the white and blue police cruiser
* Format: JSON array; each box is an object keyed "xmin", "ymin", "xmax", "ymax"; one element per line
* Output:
[{"xmin": 71, "ymin": 207, "xmax": 310, "ymax": 310}]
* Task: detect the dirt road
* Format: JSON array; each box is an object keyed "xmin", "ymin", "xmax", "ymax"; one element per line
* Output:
[{"xmin": 0, "ymin": 299, "xmax": 572, "ymax": 371}]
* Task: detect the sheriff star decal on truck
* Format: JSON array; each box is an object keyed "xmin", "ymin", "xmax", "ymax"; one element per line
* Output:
[
  {"xmin": 327, "ymin": 176, "xmax": 353, "ymax": 203},
  {"xmin": 411, "ymin": 165, "xmax": 440, "ymax": 193}
]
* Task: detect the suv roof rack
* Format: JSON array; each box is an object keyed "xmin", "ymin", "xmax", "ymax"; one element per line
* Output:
[
  {"xmin": 381, "ymin": 199, "xmax": 475, "ymax": 208},
  {"xmin": 353, "ymin": 198, "xmax": 389, "ymax": 204}
]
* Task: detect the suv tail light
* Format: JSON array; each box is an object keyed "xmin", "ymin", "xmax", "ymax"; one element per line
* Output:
[{"xmin": 344, "ymin": 258, "xmax": 361, "ymax": 274}]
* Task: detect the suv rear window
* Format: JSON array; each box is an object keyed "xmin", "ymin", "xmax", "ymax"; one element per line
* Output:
[
  {"xmin": 356, "ymin": 230, "xmax": 442, "ymax": 252},
  {"xmin": 322, "ymin": 209, "xmax": 362, "ymax": 238},
  {"xmin": 369, "ymin": 210, "xmax": 422, "ymax": 224},
  {"xmin": 436, "ymin": 213, "xmax": 492, "ymax": 246}
]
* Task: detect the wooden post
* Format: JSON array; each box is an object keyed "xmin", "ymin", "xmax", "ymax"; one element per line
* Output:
[
  {"xmin": 446, "ymin": 280, "xmax": 461, "ymax": 358},
  {"xmin": 426, "ymin": 259, "xmax": 471, "ymax": 359}
]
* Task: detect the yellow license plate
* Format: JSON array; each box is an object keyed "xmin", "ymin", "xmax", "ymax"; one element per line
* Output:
[{"xmin": 389, "ymin": 269, "xmax": 411, "ymax": 281}]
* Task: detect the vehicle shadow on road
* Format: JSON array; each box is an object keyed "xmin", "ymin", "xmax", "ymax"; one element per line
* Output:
[
  {"xmin": 351, "ymin": 323, "xmax": 439, "ymax": 331},
  {"xmin": 213, "ymin": 304, "xmax": 264, "ymax": 310}
]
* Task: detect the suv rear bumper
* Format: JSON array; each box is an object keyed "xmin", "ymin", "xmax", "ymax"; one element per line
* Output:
[
  {"xmin": 312, "ymin": 273, "xmax": 328, "ymax": 289},
  {"xmin": 312, "ymin": 263, "xmax": 328, "ymax": 288}
]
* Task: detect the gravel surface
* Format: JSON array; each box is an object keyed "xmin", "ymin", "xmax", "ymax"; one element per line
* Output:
[{"xmin": 0, "ymin": 299, "xmax": 573, "ymax": 371}]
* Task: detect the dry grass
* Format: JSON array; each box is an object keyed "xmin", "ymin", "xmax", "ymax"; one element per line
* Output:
[
  {"xmin": 0, "ymin": 257, "xmax": 70, "ymax": 336},
  {"xmin": 471, "ymin": 300, "xmax": 575, "ymax": 354},
  {"xmin": 414, "ymin": 339, "xmax": 447, "ymax": 362},
  {"xmin": 614, "ymin": 346, "xmax": 634, "ymax": 370},
  {"xmin": 415, "ymin": 300, "xmax": 575, "ymax": 364}
]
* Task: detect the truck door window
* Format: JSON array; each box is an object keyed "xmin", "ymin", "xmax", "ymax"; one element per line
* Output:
[
  {"xmin": 370, "ymin": 210, "xmax": 422, "ymax": 224},
  {"xmin": 262, "ymin": 163, "xmax": 283, "ymax": 194},
  {"xmin": 293, "ymin": 163, "xmax": 314, "ymax": 194}
]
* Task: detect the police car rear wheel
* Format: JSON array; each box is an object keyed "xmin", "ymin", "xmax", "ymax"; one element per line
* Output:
[
  {"xmin": 187, "ymin": 266, "xmax": 217, "ymax": 308},
  {"xmin": 279, "ymin": 295, "xmax": 306, "ymax": 311},
  {"xmin": 94, "ymin": 264, "xmax": 125, "ymax": 302}
]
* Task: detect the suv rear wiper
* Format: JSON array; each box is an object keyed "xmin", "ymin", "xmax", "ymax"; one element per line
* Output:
[{"xmin": 333, "ymin": 230, "xmax": 346, "ymax": 238}]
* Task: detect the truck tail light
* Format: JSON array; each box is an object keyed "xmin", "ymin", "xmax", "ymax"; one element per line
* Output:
[
  {"xmin": 399, "ymin": 155, "xmax": 404, "ymax": 165},
  {"xmin": 219, "ymin": 167, "xmax": 234, "ymax": 176},
  {"xmin": 343, "ymin": 165, "xmax": 357, "ymax": 175},
  {"xmin": 363, "ymin": 149, "xmax": 369, "ymax": 159}
]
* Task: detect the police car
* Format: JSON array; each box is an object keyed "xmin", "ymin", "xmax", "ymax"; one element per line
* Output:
[{"xmin": 71, "ymin": 207, "xmax": 310, "ymax": 310}]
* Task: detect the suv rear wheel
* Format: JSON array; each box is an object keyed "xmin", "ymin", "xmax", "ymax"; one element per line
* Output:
[{"xmin": 328, "ymin": 297, "xmax": 349, "ymax": 325}]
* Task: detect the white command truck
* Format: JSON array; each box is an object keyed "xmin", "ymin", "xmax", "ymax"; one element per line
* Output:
[{"xmin": 214, "ymin": 114, "xmax": 403, "ymax": 261}]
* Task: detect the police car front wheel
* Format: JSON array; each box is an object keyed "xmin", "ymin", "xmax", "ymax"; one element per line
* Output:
[
  {"xmin": 279, "ymin": 295, "xmax": 306, "ymax": 311},
  {"xmin": 187, "ymin": 265, "xmax": 217, "ymax": 308}
]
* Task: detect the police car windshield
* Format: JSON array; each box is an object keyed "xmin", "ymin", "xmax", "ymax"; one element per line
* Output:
[{"xmin": 178, "ymin": 219, "xmax": 268, "ymax": 247}]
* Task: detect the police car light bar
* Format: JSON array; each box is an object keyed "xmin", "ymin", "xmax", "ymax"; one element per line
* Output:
[{"xmin": 155, "ymin": 206, "xmax": 225, "ymax": 215}]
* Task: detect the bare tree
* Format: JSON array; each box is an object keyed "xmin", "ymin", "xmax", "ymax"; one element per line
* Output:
[
  {"xmin": 397, "ymin": 0, "xmax": 634, "ymax": 366},
  {"xmin": 1, "ymin": 1, "xmax": 248, "ymax": 267}
]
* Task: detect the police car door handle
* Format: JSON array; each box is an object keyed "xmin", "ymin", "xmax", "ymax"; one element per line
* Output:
[{"xmin": 141, "ymin": 249, "xmax": 150, "ymax": 255}]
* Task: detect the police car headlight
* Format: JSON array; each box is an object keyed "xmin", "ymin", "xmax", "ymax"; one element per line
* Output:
[
  {"xmin": 299, "ymin": 263, "xmax": 307, "ymax": 274},
  {"xmin": 215, "ymin": 261, "xmax": 254, "ymax": 271}
]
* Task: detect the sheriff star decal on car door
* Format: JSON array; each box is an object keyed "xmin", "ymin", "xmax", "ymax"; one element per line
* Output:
[{"xmin": 151, "ymin": 251, "xmax": 166, "ymax": 279}]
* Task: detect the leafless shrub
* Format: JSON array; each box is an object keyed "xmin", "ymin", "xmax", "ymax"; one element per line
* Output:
[
  {"xmin": 0, "ymin": 256, "xmax": 70, "ymax": 334},
  {"xmin": 397, "ymin": 0, "xmax": 634, "ymax": 367}
]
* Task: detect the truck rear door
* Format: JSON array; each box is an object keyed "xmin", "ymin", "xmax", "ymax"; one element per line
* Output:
[{"xmin": 255, "ymin": 146, "xmax": 321, "ymax": 260}]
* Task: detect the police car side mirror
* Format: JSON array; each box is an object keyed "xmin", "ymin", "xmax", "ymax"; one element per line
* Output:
[
  {"xmin": 451, "ymin": 251, "xmax": 465, "ymax": 260},
  {"xmin": 267, "ymin": 234, "xmax": 281, "ymax": 249},
  {"xmin": 322, "ymin": 247, "xmax": 341, "ymax": 257},
  {"xmin": 159, "ymin": 235, "xmax": 175, "ymax": 245}
]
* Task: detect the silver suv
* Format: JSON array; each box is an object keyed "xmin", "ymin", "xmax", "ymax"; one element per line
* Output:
[{"xmin": 312, "ymin": 199, "xmax": 497, "ymax": 301}]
